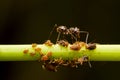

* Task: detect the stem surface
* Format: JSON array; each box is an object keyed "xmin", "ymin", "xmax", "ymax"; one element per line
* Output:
[{"xmin": 0, "ymin": 44, "xmax": 120, "ymax": 61}]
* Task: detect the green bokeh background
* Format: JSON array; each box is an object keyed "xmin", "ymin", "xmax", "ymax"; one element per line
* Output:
[{"xmin": 0, "ymin": 0, "xmax": 120, "ymax": 80}]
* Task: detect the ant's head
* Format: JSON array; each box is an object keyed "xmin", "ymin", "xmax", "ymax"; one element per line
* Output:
[
  {"xmin": 56, "ymin": 26, "xmax": 68, "ymax": 34},
  {"xmin": 69, "ymin": 27, "xmax": 80, "ymax": 35}
]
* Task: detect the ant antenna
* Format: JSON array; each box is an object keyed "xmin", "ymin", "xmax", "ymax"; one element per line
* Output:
[
  {"xmin": 48, "ymin": 24, "xmax": 57, "ymax": 40},
  {"xmin": 80, "ymin": 31, "xmax": 89, "ymax": 43}
]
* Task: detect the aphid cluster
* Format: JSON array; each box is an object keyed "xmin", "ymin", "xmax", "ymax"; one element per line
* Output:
[
  {"xmin": 23, "ymin": 43, "xmax": 42, "ymax": 57},
  {"xmin": 23, "ymin": 24, "xmax": 96, "ymax": 72}
]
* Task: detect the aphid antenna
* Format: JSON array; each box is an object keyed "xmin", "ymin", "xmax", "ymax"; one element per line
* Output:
[{"xmin": 80, "ymin": 31, "xmax": 89, "ymax": 43}]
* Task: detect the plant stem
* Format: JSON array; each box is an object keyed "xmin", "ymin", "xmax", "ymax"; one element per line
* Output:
[{"xmin": 0, "ymin": 44, "xmax": 120, "ymax": 61}]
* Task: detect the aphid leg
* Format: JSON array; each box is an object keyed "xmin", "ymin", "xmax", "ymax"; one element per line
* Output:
[{"xmin": 80, "ymin": 31, "xmax": 89, "ymax": 43}]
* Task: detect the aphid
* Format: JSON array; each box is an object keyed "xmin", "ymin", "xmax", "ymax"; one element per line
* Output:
[
  {"xmin": 44, "ymin": 40, "xmax": 53, "ymax": 46},
  {"xmin": 86, "ymin": 43, "xmax": 96, "ymax": 50},
  {"xmin": 41, "ymin": 52, "xmax": 52, "ymax": 61},
  {"xmin": 47, "ymin": 51, "xmax": 52, "ymax": 57},
  {"xmin": 42, "ymin": 62, "xmax": 58, "ymax": 72},
  {"xmin": 78, "ymin": 58, "xmax": 84, "ymax": 65},
  {"xmin": 41, "ymin": 55, "xmax": 49, "ymax": 61},
  {"xmin": 35, "ymin": 47, "xmax": 41, "ymax": 53},
  {"xmin": 32, "ymin": 43, "xmax": 37, "ymax": 48},
  {"xmin": 70, "ymin": 42, "xmax": 81, "ymax": 51},
  {"xmin": 23, "ymin": 49, "xmax": 29, "ymax": 54},
  {"xmin": 30, "ymin": 52, "xmax": 36, "ymax": 56},
  {"xmin": 57, "ymin": 40, "xmax": 69, "ymax": 47}
]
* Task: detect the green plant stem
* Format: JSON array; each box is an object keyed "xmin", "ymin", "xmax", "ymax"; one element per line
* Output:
[{"xmin": 0, "ymin": 44, "xmax": 120, "ymax": 61}]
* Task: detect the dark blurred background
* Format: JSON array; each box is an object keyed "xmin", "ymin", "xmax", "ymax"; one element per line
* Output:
[{"xmin": 0, "ymin": 0, "xmax": 120, "ymax": 80}]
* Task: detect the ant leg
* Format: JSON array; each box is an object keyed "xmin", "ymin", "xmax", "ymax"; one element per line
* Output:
[
  {"xmin": 83, "ymin": 55, "xmax": 92, "ymax": 68},
  {"xmin": 48, "ymin": 24, "xmax": 58, "ymax": 40},
  {"xmin": 80, "ymin": 31, "xmax": 89, "ymax": 43},
  {"xmin": 56, "ymin": 32, "xmax": 61, "ymax": 43},
  {"xmin": 70, "ymin": 33, "xmax": 77, "ymax": 42},
  {"xmin": 88, "ymin": 61, "xmax": 92, "ymax": 68}
]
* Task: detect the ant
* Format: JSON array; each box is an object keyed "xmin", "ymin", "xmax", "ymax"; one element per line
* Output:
[
  {"xmin": 48, "ymin": 24, "xmax": 89, "ymax": 43},
  {"xmin": 68, "ymin": 27, "xmax": 89, "ymax": 43}
]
